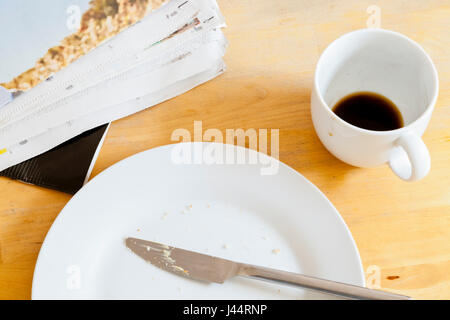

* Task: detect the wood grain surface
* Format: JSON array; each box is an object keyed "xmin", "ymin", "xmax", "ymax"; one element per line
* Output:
[{"xmin": 0, "ymin": 0, "xmax": 449, "ymax": 299}]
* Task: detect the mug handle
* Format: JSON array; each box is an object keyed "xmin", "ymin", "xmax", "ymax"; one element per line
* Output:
[{"xmin": 388, "ymin": 132, "xmax": 430, "ymax": 181}]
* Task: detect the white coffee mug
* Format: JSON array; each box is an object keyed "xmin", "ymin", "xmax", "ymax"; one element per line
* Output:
[{"xmin": 311, "ymin": 29, "xmax": 439, "ymax": 181}]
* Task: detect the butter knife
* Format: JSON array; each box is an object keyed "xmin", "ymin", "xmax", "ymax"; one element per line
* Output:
[{"xmin": 126, "ymin": 237, "xmax": 410, "ymax": 300}]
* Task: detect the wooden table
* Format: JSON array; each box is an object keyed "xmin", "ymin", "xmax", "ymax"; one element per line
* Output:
[{"xmin": 0, "ymin": 0, "xmax": 449, "ymax": 300}]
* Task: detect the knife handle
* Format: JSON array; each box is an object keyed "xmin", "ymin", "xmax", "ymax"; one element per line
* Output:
[{"xmin": 238, "ymin": 264, "xmax": 410, "ymax": 300}]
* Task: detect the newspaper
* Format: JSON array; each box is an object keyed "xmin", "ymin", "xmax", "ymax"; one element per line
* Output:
[{"xmin": 0, "ymin": 0, "xmax": 227, "ymax": 171}]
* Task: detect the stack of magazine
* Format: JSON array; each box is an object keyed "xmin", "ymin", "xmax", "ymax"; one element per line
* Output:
[{"xmin": 0, "ymin": 0, "xmax": 226, "ymax": 192}]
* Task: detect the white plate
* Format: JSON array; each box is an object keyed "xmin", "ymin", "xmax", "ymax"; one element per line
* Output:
[{"xmin": 32, "ymin": 143, "xmax": 364, "ymax": 299}]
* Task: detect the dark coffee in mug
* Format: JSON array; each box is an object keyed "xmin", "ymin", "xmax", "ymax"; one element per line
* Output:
[{"xmin": 332, "ymin": 91, "xmax": 404, "ymax": 131}]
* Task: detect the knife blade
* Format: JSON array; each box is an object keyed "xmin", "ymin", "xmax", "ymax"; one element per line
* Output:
[
  {"xmin": 125, "ymin": 237, "xmax": 410, "ymax": 300},
  {"xmin": 125, "ymin": 237, "xmax": 239, "ymax": 283}
]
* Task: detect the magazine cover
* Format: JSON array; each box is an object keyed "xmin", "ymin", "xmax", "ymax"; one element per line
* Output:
[{"xmin": 0, "ymin": 0, "xmax": 226, "ymax": 173}]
